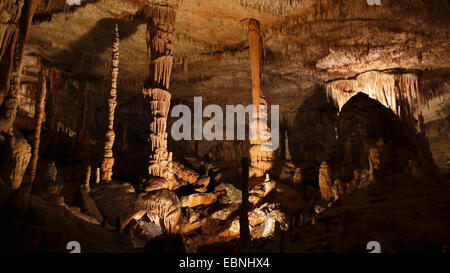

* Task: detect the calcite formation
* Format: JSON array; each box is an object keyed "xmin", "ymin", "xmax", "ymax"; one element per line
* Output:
[
  {"xmin": 143, "ymin": 88, "xmax": 173, "ymax": 181},
  {"xmin": 29, "ymin": 74, "xmax": 47, "ymax": 183},
  {"xmin": 0, "ymin": 130, "xmax": 31, "ymax": 190},
  {"xmin": 247, "ymin": 18, "xmax": 276, "ymax": 178},
  {"xmin": 141, "ymin": 3, "xmax": 177, "ymax": 186},
  {"xmin": 91, "ymin": 182, "xmax": 182, "ymax": 234},
  {"xmin": 326, "ymin": 71, "xmax": 425, "ymax": 129},
  {"xmin": 101, "ymin": 24, "xmax": 119, "ymax": 182},
  {"xmin": 0, "ymin": 0, "xmax": 39, "ymax": 133},
  {"xmin": 280, "ymin": 130, "xmax": 297, "ymax": 182},
  {"xmin": 318, "ymin": 161, "xmax": 333, "ymax": 202}
]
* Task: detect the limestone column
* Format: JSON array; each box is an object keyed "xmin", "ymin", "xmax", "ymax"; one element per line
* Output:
[
  {"xmin": 247, "ymin": 19, "xmax": 275, "ymax": 178},
  {"xmin": 142, "ymin": 4, "xmax": 177, "ymax": 183},
  {"xmin": 101, "ymin": 24, "xmax": 119, "ymax": 182},
  {"xmin": 29, "ymin": 73, "xmax": 47, "ymax": 183}
]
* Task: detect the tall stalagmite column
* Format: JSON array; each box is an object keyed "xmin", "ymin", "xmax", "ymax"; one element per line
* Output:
[
  {"xmin": 101, "ymin": 24, "xmax": 119, "ymax": 182},
  {"xmin": 29, "ymin": 74, "xmax": 47, "ymax": 183},
  {"xmin": 142, "ymin": 4, "xmax": 176, "ymax": 183},
  {"xmin": 248, "ymin": 19, "xmax": 275, "ymax": 178}
]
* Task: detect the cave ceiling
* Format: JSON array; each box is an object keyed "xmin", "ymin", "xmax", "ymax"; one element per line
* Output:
[{"xmin": 26, "ymin": 0, "xmax": 450, "ymax": 110}]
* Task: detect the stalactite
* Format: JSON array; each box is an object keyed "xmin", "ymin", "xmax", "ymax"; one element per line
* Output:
[
  {"xmin": 144, "ymin": 4, "xmax": 176, "ymax": 90},
  {"xmin": 326, "ymin": 71, "xmax": 426, "ymax": 129},
  {"xmin": 29, "ymin": 73, "xmax": 47, "ymax": 184},
  {"xmin": 101, "ymin": 24, "xmax": 119, "ymax": 183}
]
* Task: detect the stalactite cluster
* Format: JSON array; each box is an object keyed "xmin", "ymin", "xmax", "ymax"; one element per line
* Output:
[
  {"xmin": 326, "ymin": 71, "xmax": 426, "ymax": 127},
  {"xmin": 239, "ymin": 0, "xmax": 309, "ymax": 16},
  {"xmin": 101, "ymin": 24, "xmax": 119, "ymax": 182},
  {"xmin": 144, "ymin": 4, "xmax": 176, "ymax": 90}
]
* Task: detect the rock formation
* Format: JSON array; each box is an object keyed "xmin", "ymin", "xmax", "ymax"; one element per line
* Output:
[
  {"xmin": 0, "ymin": 0, "xmax": 40, "ymax": 133},
  {"xmin": 101, "ymin": 24, "xmax": 119, "ymax": 182},
  {"xmin": 143, "ymin": 88, "xmax": 173, "ymax": 181},
  {"xmin": 247, "ymin": 18, "xmax": 276, "ymax": 178},
  {"xmin": 0, "ymin": 130, "xmax": 31, "ymax": 190},
  {"xmin": 280, "ymin": 130, "xmax": 297, "ymax": 182},
  {"xmin": 141, "ymin": 3, "xmax": 178, "ymax": 188},
  {"xmin": 318, "ymin": 161, "xmax": 333, "ymax": 202},
  {"xmin": 29, "ymin": 73, "xmax": 47, "ymax": 183},
  {"xmin": 91, "ymin": 182, "xmax": 182, "ymax": 234}
]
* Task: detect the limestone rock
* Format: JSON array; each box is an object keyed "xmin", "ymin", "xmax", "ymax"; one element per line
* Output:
[
  {"xmin": 180, "ymin": 192, "xmax": 217, "ymax": 208},
  {"xmin": 0, "ymin": 131, "xmax": 31, "ymax": 190},
  {"xmin": 293, "ymin": 167, "xmax": 302, "ymax": 184},
  {"xmin": 248, "ymin": 180, "xmax": 276, "ymax": 206},
  {"xmin": 194, "ymin": 175, "xmax": 210, "ymax": 192},
  {"xmin": 214, "ymin": 183, "xmax": 242, "ymax": 204},
  {"xmin": 91, "ymin": 182, "xmax": 181, "ymax": 234},
  {"xmin": 173, "ymin": 161, "xmax": 199, "ymax": 184},
  {"xmin": 80, "ymin": 189, "xmax": 104, "ymax": 224},
  {"xmin": 211, "ymin": 204, "xmax": 240, "ymax": 221},
  {"xmin": 141, "ymin": 176, "xmax": 169, "ymax": 192}
]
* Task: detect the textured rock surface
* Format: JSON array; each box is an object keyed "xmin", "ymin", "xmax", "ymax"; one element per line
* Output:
[
  {"xmin": 91, "ymin": 181, "xmax": 181, "ymax": 234},
  {"xmin": 0, "ymin": 130, "xmax": 31, "ymax": 189},
  {"xmin": 180, "ymin": 192, "xmax": 217, "ymax": 208}
]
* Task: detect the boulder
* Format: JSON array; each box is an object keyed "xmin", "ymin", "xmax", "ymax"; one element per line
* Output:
[
  {"xmin": 91, "ymin": 182, "xmax": 181, "ymax": 233},
  {"xmin": 211, "ymin": 204, "xmax": 239, "ymax": 221},
  {"xmin": 194, "ymin": 175, "xmax": 210, "ymax": 192},
  {"xmin": 214, "ymin": 183, "xmax": 242, "ymax": 204},
  {"xmin": 248, "ymin": 180, "xmax": 276, "ymax": 206},
  {"xmin": 180, "ymin": 192, "xmax": 217, "ymax": 208}
]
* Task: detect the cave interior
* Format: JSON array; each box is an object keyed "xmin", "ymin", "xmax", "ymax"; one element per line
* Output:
[{"xmin": 0, "ymin": 0, "xmax": 449, "ymax": 253}]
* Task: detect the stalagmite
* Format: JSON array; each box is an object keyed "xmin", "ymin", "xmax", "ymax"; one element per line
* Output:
[
  {"xmin": 293, "ymin": 167, "xmax": 302, "ymax": 184},
  {"xmin": 247, "ymin": 19, "xmax": 276, "ymax": 178},
  {"xmin": 284, "ymin": 130, "xmax": 291, "ymax": 161},
  {"xmin": 83, "ymin": 166, "xmax": 91, "ymax": 192},
  {"xmin": 280, "ymin": 129, "xmax": 297, "ymax": 181},
  {"xmin": 318, "ymin": 161, "xmax": 333, "ymax": 201},
  {"xmin": 95, "ymin": 167, "xmax": 100, "ymax": 184},
  {"xmin": 29, "ymin": 74, "xmax": 47, "ymax": 184},
  {"xmin": 101, "ymin": 24, "xmax": 119, "ymax": 182}
]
